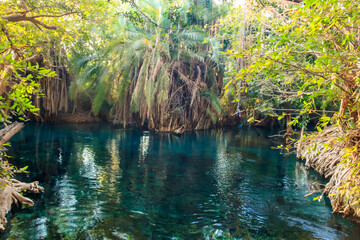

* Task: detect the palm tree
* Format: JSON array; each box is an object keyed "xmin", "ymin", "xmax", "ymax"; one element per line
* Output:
[{"xmin": 71, "ymin": 0, "xmax": 229, "ymax": 131}]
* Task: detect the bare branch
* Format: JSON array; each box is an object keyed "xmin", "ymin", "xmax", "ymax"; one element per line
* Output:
[
  {"xmin": 0, "ymin": 122, "xmax": 24, "ymax": 148},
  {"xmin": 29, "ymin": 12, "xmax": 79, "ymax": 19},
  {"xmin": 1, "ymin": 26, "xmax": 14, "ymax": 47},
  {"xmin": 1, "ymin": 12, "xmax": 79, "ymax": 30}
]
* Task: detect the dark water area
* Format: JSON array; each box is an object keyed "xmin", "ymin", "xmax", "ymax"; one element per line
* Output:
[{"xmin": 1, "ymin": 123, "xmax": 360, "ymax": 239}]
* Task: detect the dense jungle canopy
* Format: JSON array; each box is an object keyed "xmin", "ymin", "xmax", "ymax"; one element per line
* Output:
[{"xmin": 1, "ymin": 0, "xmax": 360, "ymax": 232}]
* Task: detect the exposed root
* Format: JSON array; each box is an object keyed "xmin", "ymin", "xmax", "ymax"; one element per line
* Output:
[
  {"xmin": 297, "ymin": 126, "xmax": 360, "ymax": 219},
  {"xmin": 0, "ymin": 179, "xmax": 44, "ymax": 231},
  {"xmin": 173, "ymin": 125, "xmax": 185, "ymax": 135}
]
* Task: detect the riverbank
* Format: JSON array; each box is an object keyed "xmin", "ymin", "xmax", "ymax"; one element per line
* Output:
[
  {"xmin": 297, "ymin": 126, "xmax": 360, "ymax": 222},
  {"xmin": 35, "ymin": 112, "xmax": 244, "ymax": 132}
]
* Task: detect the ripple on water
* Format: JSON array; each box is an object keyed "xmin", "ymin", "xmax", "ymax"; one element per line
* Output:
[{"xmin": 3, "ymin": 124, "xmax": 360, "ymax": 239}]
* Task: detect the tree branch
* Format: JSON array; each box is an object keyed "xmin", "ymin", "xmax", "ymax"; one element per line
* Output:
[
  {"xmin": 129, "ymin": 1, "xmax": 165, "ymax": 28},
  {"xmin": 270, "ymin": 57, "xmax": 351, "ymax": 96},
  {"xmin": 0, "ymin": 122, "xmax": 24, "ymax": 148},
  {"xmin": 29, "ymin": 12, "xmax": 79, "ymax": 19},
  {"xmin": 1, "ymin": 12, "xmax": 79, "ymax": 30},
  {"xmin": 1, "ymin": 26, "xmax": 14, "ymax": 47}
]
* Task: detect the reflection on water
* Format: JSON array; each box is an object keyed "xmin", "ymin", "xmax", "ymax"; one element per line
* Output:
[{"xmin": 1, "ymin": 123, "xmax": 360, "ymax": 239}]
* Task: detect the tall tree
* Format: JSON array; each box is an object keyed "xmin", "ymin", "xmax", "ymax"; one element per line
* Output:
[{"xmin": 71, "ymin": 0, "xmax": 230, "ymax": 131}]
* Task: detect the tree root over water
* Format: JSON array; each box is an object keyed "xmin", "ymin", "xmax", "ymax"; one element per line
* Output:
[
  {"xmin": 297, "ymin": 126, "xmax": 360, "ymax": 220},
  {"xmin": 0, "ymin": 121, "xmax": 45, "ymax": 230},
  {"xmin": 0, "ymin": 179, "xmax": 44, "ymax": 230}
]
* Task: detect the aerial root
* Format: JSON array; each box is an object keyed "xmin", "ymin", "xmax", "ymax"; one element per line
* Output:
[{"xmin": 0, "ymin": 179, "xmax": 44, "ymax": 230}]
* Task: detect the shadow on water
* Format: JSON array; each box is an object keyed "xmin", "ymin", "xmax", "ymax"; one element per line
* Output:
[{"xmin": 1, "ymin": 123, "xmax": 360, "ymax": 239}]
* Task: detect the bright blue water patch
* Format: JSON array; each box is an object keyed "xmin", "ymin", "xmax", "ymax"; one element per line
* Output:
[{"xmin": 1, "ymin": 123, "xmax": 360, "ymax": 239}]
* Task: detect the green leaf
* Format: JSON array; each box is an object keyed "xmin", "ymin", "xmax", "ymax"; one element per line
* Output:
[
  {"xmin": 20, "ymin": 166, "xmax": 28, "ymax": 171},
  {"xmin": 349, "ymin": 122, "xmax": 357, "ymax": 130}
]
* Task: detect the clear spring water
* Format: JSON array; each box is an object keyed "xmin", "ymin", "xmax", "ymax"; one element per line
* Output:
[{"xmin": 1, "ymin": 123, "xmax": 360, "ymax": 239}]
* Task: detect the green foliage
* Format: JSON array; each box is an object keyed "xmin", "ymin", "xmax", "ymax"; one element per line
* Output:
[
  {"xmin": 71, "ymin": 0, "xmax": 229, "ymax": 130},
  {"xmin": 0, "ymin": 0, "xmax": 116, "ymax": 179},
  {"xmin": 221, "ymin": 0, "xmax": 360, "ymax": 215},
  {"xmin": 0, "ymin": 151, "xmax": 29, "ymax": 180}
]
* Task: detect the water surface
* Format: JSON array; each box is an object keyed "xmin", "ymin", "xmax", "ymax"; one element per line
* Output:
[{"xmin": 2, "ymin": 123, "xmax": 360, "ymax": 239}]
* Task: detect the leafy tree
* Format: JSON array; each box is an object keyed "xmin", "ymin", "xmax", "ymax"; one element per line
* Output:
[
  {"xmin": 225, "ymin": 0, "xmax": 360, "ymax": 215},
  {"xmin": 0, "ymin": 0, "xmax": 118, "ymax": 232},
  {"xmin": 0, "ymin": 0, "xmax": 115, "ymax": 176}
]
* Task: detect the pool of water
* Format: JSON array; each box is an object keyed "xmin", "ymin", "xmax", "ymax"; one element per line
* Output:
[{"xmin": 1, "ymin": 123, "xmax": 360, "ymax": 239}]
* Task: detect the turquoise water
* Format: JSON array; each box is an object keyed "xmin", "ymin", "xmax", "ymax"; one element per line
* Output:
[{"xmin": 1, "ymin": 123, "xmax": 360, "ymax": 239}]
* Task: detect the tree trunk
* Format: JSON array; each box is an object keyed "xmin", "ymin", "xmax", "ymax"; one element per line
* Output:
[{"xmin": 0, "ymin": 122, "xmax": 24, "ymax": 148}]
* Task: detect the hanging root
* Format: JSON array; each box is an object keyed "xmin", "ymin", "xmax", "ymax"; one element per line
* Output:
[
  {"xmin": 297, "ymin": 126, "xmax": 360, "ymax": 219},
  {"xmin": 0, "ymin": 179, "xmax": 44, "ymax": 231}
]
